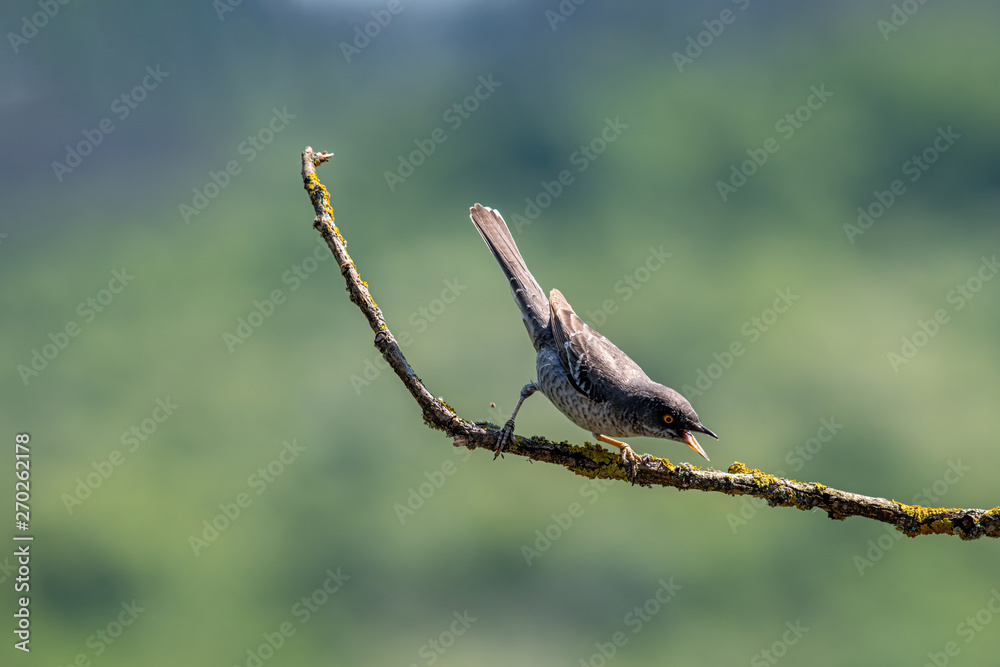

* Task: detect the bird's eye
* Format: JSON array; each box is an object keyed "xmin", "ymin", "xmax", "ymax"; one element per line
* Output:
[{"xmin": 663, "ymin": 415, "xmax": 674, "ymax": 424}]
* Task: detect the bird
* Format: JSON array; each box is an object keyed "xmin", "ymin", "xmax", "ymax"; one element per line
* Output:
[{"xmin": 469, "ymin": 203, "xmax": 717, "ymax": 480}]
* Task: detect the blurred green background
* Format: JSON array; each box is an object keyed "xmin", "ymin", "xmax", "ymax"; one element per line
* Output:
[{"xmin": 2, "ymin": 0, "xmax": 999, "ymax": 665}]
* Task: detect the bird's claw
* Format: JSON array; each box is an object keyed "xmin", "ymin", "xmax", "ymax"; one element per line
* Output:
[
  {"xmin": 495, "ymin": 420, "xmax": 515, "ymax": 459},
  {"xmin": 620, "ymin": 445, "xmax": 647, "ymax": 484}
]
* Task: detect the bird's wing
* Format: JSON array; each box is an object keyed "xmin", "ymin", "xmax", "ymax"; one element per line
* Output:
[{"xmin": 549, "ymin": 289, "xmax": 647, "ymax": 403}]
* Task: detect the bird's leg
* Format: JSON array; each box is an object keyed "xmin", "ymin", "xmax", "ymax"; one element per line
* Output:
[
  {"xmin": 594, "ymin": 434, "xmax": 648, "ymax": 483},
  {"xmin": 495, "ymin": 382, "xmax": 538, "ymax": 459}
]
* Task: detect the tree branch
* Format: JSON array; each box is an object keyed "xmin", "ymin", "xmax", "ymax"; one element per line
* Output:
[{"xmin": 301, "ymin": 147, "xmax": 1000, "ymax": 541}]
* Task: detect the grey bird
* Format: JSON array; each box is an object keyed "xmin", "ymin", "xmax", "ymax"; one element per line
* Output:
[{"xmin": 470, "ymin": 203, "xmax": 718, "ymax": 479}]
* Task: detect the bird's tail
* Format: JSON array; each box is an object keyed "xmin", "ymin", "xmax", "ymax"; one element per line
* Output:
[{"xmin": 470, "ymin": 204, "xmax": 550, "ymax": 349}]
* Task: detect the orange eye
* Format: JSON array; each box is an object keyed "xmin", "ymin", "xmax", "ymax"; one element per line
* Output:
[{"xmin": 663, "ymin": 415, "xmax": 674, "ymax": 424}]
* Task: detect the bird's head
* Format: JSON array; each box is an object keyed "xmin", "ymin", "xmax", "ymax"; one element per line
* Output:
[{"xmin": 633, "ymin": 385, "xmax": 718, "ymax": 461}]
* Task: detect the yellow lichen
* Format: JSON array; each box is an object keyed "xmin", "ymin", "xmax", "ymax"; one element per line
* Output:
[
  {"xmin": 304, "ymin": 172, "xmax": 336, "ymax": 222},
  {"xmin": 894, "ymin": 501, "xmax": 961, "ymax": 523},
  {"xmin": 728, "ymin": 461, "xmax": 751, "ymax": 475},
  {"xmin": 566, "ymin": 441, "xmax": 629, "ymax": 480},
  {"xmin": 929, "ymin": 519, "xmax": 955, "ymax": 534},
  {"xmin": 912, "ymin": 519, "xmax": 956, "ymax": 536},
  {"xmin": 644, "ymin": 454, "xmax": 676, "ymax": 473},
  {"xmin": 727, "ymin": 461, "xmax": 779, "ymax": 488}
]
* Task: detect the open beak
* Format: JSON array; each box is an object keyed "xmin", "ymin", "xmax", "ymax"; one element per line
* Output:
[
  {"xmin": 680, "ymin": 431, "xmax": 711, "ymax": 461},
  {"xmin": 680, "ymin": 423, "xmax": 716, "ymax": 461},
  {"xmin": 693, "ymin": 423, "xmax": 719, "ymax": 440}
]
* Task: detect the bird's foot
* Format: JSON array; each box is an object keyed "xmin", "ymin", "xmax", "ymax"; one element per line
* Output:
[
  {"xmin": 619, "ymin": 444, "xmax": 648, "ymax": 484},
  {"xmin": 594, "ymin": 434, "xmax": 648, "ymax": 483},
  {"xmin": 494, "ymin": 419, "xmax": 515, "ymax": 459}
]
